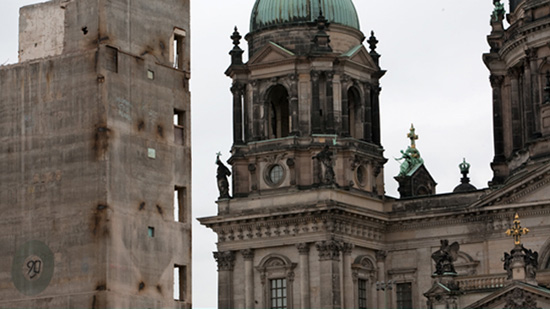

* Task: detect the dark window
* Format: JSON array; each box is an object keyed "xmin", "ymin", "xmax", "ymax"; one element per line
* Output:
[
  {"xmin": 348, "ymin": 87, "xmax": 361, "ymax": 138},
  {"xmin": 396, "ymin": 282, "xmax": 412, "ymax": 309},
  {"xmin": 267, "ymin": 85, "xmax": 289, "ymax": 139},
  {"xmin": 358, "ymin": 279, "xmax": 368, "ymax": 309},
  {"xmin": 270, "ymin": 278, "xmax": 287, "ymax": 309}
]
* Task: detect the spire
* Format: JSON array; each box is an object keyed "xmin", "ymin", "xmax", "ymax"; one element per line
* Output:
[
  {"xmin": 453, "ymin": 158, "xmax": 477, "ymax": 193},
  {"xmin": 229, "ymin": 27, "xmax": 244, "ymax": 66}
]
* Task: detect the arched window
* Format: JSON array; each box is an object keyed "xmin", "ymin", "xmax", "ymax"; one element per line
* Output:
[
  {"xmin": 352, "ymin": 255, "xmax": 376, "ymax": 309},
  {"xmin": 256, "ymin": 254, "xmax": 296, "ymax": 309},
  {"xmin": 348, "ymin": 87, "xmax": 361, "ymax": 139},
  {"xmin": 266, "ymin": 85, "xmax": 290, "ymax": 139}
]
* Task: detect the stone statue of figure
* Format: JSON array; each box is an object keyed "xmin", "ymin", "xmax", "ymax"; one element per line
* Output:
[
  {"xmin": 493, "ymin": 0, "xmax": 505, "ymax": 21},
  {"xmin": 523, "ymin": 246, "xmax": 539, "ymax": 280},
  {"xmin": 216, "ymin": 153, "xmax": 231, "ymax": 199},
  {"xmin": 313, "ymin": 146, "xmax": 335, "ymax": 184},
  {"xmin": 431, "ymin": 240, "xmax": 460, "ymax": 276},
  {"xmin": 503, "ymin": 252, "xmax": 513, "ymax": 279}
]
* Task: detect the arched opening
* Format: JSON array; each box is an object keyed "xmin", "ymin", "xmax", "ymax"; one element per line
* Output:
[
  {"xmin": 348, "ymin": 87, "xmax": 361, "ymax": 139},
  {"xmin": 266, "ymin": 85, "xmax": 290, "ymax": 139}
]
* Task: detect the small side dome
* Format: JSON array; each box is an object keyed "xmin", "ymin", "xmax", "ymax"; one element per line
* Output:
[{"xmin": 250, "ymin": 0, "xmax": 360, "ymax": 33}]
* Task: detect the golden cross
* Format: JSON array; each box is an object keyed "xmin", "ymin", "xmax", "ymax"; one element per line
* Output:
[
  {"xmin": 506, "ymin": 213, "xmax": 529, "ymax": 245},
  {"xmin": 407, "ymin": 124, "xmax": 419, "ymax": 148}
]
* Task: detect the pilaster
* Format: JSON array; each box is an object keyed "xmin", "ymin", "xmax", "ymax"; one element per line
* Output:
[
  {"xmin": 214, "ymin": 251, "xmax": 235, "ymax": 309},
  {"xmin": 316, "ymin": 240, "xmax": 343, "ymax": 309}
]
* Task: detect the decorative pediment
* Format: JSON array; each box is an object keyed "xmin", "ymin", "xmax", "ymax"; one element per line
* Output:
[
  {"xmin": 248, "ymin": 42, "xmax": 296, "ymax": 66},
  {"xmin": 339, "ymin": 44, "xmax": 378, "ymax": 71},
  {"xmin": 465, "ymin": 281, "xmax": 550, "ymax": 309},
  {"xmin": 469, "ymin": 163, "xmax": 550, "ymax": 208}
]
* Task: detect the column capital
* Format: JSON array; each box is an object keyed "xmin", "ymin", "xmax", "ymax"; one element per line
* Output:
[
  {"xmin": 490, "ymin": 75, "xmax": 505, "ymax": 88},
  {"xmin": 241, "ymin": 249, "xmax": 255, "ymax": 261},
  {"xmin": 342, "ymin": 243, "xmax": 354, "ymax": 255},
  {"xmin": 316, "ymin": 240, "xmax": 343, "ymax": 261},
  {"xmin": 375, "ymin": 250, "xmax": 387, "ymax": 262},
  {"xmin": 214, "ymin": 251, "xmax": 236, "ymax": 271},
  {"xmin": 296, "ymin": 243, "xmax": 311, "ymax": 254}
]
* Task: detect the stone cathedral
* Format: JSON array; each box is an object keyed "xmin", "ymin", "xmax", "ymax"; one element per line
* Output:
[{"xmin": 199, "ymin": 0, "xmax": 550, "ymax": 308}]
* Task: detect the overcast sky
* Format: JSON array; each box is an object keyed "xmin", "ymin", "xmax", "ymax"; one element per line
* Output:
[{"xmin": 1, "ymin": 0, "xmax": 500, "ymax": 308}]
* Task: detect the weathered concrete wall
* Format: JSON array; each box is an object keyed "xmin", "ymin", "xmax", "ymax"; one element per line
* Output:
[{"xmin": 2, "ymin": 0, "xmax": 191, "ymax": 307}]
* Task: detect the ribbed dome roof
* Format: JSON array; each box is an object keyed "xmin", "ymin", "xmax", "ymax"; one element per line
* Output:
[{"xmin": 250, "ymin": 0, "xmax": 360, "ymax": 33}]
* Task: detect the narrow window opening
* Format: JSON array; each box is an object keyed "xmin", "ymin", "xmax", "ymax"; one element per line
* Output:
[
  {"xmin": 172, "ymin": 28, "xmax": 186, "ymax": 70},
  {"xmin": 396, "ymin": 282, "xmax": 412, "ymax": 309},
  {"xmin": 358, "ymin": 279, "xmax": 368, "ymax": 309},
  {"xmin": 267, "ymin": 85, "xmax": 289, "ymax": 139},
  {"xmin": 270, "ymin": 278, "xmax": 287, "ymax": 309},
  {"xmin": 174, "ymin": 109, "xmax": 185, "ymax": 145},
  {"xmin": 174, "ymin": 265, "xmax": 186, "ymax": 301},
  {"xmin": 147, "ymin": 70, "xmax": 155, "ymax": 80},
  {"xmin": 174, "ymin": 187, "xmax": 186, "ymax": 222},
  {"xmin": 148, "ymin": 227, "xmax": 155, "ymax": 238}
]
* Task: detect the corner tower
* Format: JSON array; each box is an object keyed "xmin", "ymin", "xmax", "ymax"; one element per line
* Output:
[
  {"xmin": 200, "ymin": 1, "xmax": 387, "ymax": 308},
  {"xmin": 484, "ymin": 0, "xmax": 550, "ymax": 185}
]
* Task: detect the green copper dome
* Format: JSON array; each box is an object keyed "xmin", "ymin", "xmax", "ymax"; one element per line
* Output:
[{"xmin": 250, "ymin": 0, "xmax": 360, "ymax": 33}]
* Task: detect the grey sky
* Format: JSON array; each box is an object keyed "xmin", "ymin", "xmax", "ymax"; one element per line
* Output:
[{"xmin": 1, "ymin": 1, "xmax": 498, "ymax": 307}]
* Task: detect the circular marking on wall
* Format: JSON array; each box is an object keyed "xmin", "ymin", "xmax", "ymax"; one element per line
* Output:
[{"xmin": 11, "ymin": 240, "xmax": 54, "ymax": 296}]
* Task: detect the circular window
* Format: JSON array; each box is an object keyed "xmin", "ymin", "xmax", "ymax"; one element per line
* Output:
[
  {"xmin": 268, "ymin": 164, "xmax": 285, "ymax": 186},
  {"xmin": 356, "ymin": 165, "xmax": 366, "ymax": 187}
]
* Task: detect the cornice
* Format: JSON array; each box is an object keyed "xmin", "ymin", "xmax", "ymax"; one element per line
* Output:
[{"xmin": 500, "ymin": 17, "xmax": 550, "ymax": 59}]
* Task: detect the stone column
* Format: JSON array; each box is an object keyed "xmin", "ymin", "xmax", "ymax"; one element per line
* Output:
[
  {"xmin": 288, "ymin": 73, "xmax": 300, "ymax": 135},
  {"xmin": 316, "ymin": 240, "xmax": 343, "ymax": 309},
  {"xmin": 251, "ymin": 80, "xmax": 262, "ymax": 141},
  {"xmin": 242, "ymin": 249, "xmax": 255, "ymax": 309},
  {"xmin": 509, "ymin": 67, "xmax": 523, "ymax": 152},
  {"xmin": 296, "ymin": 243, "xmax": 311, "ymax": 309},
  {"xmin": 326, "ymin": 72, "xmax": 335, "ymax": 134},
  {"xmin": 375, "ymin": 250, "xmax": 387, "ymax": 309},
  {"xmin": 342, "ymin": 243, "xmax": 354, "ymax": 309},
  {"xmin": 371, "ymin": 85, "xmax": 382, "ymax": 146},
  {"xmin": 490, "ymin": 75, "xmax": 505, "ymax": 162},
  {"xmin": 523, "ymin": 56, "xmax": 535, "ymax": 141},
  {"xmin": 231, "ymin": 82, "xmax": 244, "ymax": 145},
  {"xmin": 363, "ymin": 82, "xmax": 373, "ymax": 143},
  {"xmin": 340, "ymin": 75, "xmax": 351, "ymax": 136},
  {"xmin": 311, "ymin": 71, "xmax": 321, "ymax": 134},
  {"xmin": 214, "ymin": 251, "xmax": 236, "ymax": 309}
]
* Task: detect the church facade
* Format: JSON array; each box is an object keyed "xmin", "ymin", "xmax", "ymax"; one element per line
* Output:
[{"xmin": 199, "ymin": 0, "xmax": 550, "ymax": 308}]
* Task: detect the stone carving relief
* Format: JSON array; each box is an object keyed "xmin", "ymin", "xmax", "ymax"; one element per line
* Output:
[{"xmin": 213, "ymin": 251, "xmax": 235, "ymax": 271}]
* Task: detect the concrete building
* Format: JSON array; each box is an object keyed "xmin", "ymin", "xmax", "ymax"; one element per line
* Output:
[
  {"xmin": 199, "ymin": 0, "xmax": 550, "ymax": 308},
  {"xmin": 0, "ymin": 0, "xmax": 191, "ymax": 308}
]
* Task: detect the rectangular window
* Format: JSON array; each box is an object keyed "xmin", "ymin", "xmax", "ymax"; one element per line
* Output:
[
  {"xmin": 396, "ymin": 282, "xmax": 412, "ymax": 309},
  {"xmin": 105, "ymin": 46, "xmax": 118, "ymax": 73},
  {"xmin": 174, "ymin": 187, "xmax": 186, "ymax": 222},
  {"xmin": 174, "ymin": 109, "xmax": 185, "ymax": 145},
  {"xmin": 173, "ymin": 28, "xmax": 186, "ymax": 70},
  {"xmin": 270, "ymin": 278, "xmax": 287, "ymax": 309},
  {"xmin": 358, "ymin": 279, "xmax": 367, "ymax": 309},
  {"xmin": 174, "ymin": 265, "xmax": 186, "ymax": 301}
]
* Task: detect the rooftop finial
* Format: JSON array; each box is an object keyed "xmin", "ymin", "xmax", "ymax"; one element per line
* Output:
[
  {"xmin": 231, "ymin": 26, "xmax": 242, "ymax": 47},
  {"xmin": 229, "ymin": 27, "xmax": 244, "ymax": 66},
  {"xmin": 453, "ymin": 158, "xmax": 477, "ymax": 193},
  {"xmin": 506, "ymin": 213, "xmax": 529, "ymax": 245},
  {"xmin": 407, "ymin": 124, "xmax": 419, "ymax": 149}
]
